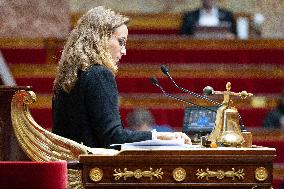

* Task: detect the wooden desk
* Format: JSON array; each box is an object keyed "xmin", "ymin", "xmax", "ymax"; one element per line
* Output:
[{"xmin": 79, "ymin": 147, "xmax": 275, "ymax": 189}]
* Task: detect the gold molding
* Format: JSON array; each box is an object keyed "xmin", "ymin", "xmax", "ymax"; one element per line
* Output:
[
  {"xmin": 1, "ymin": 38, "xmax": 284, "ymax": 49},
  {"xmin": 25, "ymin": 91, "xmax": 278, "ymax": 111},
  {"xmin": 71, "ymin": 12, "xmax": 181, "ymax": 30},
  {"xmin": 10, "ymin": 89, "xmax": 90, "ymax": 189},
  {"xmin": 255, "ymin": 167, "xmax": 268, "ymax": 181},
  {"xmin": 251, "ymin": 130, "xmax": 284, "ymax": 142},
  {"xmin": 0, "ymin": 38, "xmax": 65, "ymax": 49},
  {"xmin": 113, "ymin": 167, "xmax": 163, "ymax": 181},
  {"xmin": 26, "ymin": 93, "xmax": 278, "ymax": 110},
  {"xmin": 196, "ymin": 168, "xmax": 245, "ymax": 180},
  {"xmin": 118, "ymin": 64, "xmax": 284, "ymax": 79},
  {"xmin": 9, "ymin": 64, "xmax": 56, "ymax": 78},
  {"xmin": 126, "ymin": 13, "xmax": 181, "ymax": 29},
  {"xmin": 9, "ymin": 63, "xmax": 284, "ymax": 79},
  {"xmin": 89, "ymin": 167, "xmax": 103, "ymax": 182},
  {"xmin": 127, "ymin": 38, "xmax": 284, "ymax": 50},
  {"xmin": 172, "ymin": 167, "xmax": 186, "ymax": 182}
]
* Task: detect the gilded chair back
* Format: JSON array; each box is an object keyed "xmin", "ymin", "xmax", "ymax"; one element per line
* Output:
[{"xmin": 10, "ymin": 90, "xmax": 90, "ymax": 189}]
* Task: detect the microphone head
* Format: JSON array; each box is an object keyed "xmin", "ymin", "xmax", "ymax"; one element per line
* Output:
[
  {"xmin": 203, "ymin": 86, "xmax": 214, "ymax": 96},
  {"xmin": 160, "ymin": 65, "xmax": 169, "ymax": 76},
  {"xmin": 150, "ymin": 77, "xmax": 159, "ymax": 85}
]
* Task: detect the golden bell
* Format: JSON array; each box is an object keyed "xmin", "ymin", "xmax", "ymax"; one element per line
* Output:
[
  {"xmin": 218, "ymin": 108, "xmax": 244, "ymax": 147},
  {"xmin": 206, "ymin": 82, "xmax": 252, "ymax": 147}
]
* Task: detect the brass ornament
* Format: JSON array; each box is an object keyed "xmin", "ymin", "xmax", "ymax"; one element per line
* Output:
[
  {"xmin": 10, "ymin": 89, "xmax": 96, "ymax": 189},
  {"xmin": 196, "ymin": 168, "xmax": 245, "ymax": 180},
  {"xmin": 89, "ymin": 168, "xmax": 103, "ymax": 182},
  {"xmin": 113, "ymin": 167, "xmax": 163, "ymax": 181},
  {"xmin": 255, "ymin": 167, "xmax": 268, "ymax": 181},
  {"xmin": 207, "ymin": 82, "xmax": 253, "ymax": 147},
  {"xmin": 172, "ymin": 167, "xmax": 186, "ymax": 182}
]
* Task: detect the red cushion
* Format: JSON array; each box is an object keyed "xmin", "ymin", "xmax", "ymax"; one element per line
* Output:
[{"xmin": 0, "ymin": 161, "xmax": 67, "ymax": 189}]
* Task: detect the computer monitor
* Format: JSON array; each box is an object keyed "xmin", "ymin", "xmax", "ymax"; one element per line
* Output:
[{"xmin": 182, "ymin": 106, "xmax": 218, "ymax": 135}]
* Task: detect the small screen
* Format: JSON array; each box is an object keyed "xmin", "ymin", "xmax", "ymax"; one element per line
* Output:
[{"xmin": 182, "ymin": 106, "xmax": 218, "ymax": 134}]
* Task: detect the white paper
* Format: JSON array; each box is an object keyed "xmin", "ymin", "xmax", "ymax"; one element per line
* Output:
[
  {"xmin": 122, "ymin": 139, "xmax": 186, "ymax": 146},
  {"xmin": 87, "ymin": 147, "xmax": 119, "ymax": 156},
  {"xmin": 110, "ymin": 139, "xmax": 195, "ymax": 151}
]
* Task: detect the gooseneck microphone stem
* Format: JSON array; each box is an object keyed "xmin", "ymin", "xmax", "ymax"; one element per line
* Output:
[
  {"xmin": 160, "ymin": 65, "xmax": 222, "ymax": 106},
  {"xmin": 150, "ymin": 77, "xmax": 217, "ymax": 113},
  {"xmin": 159, "ymin": 65, "xmax": 246, "ymax": 129}
]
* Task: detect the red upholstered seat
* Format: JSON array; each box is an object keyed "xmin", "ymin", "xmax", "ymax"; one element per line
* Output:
[{"xmin": 0, "ymin": 161, "xmax": 67, "ymax": 189}]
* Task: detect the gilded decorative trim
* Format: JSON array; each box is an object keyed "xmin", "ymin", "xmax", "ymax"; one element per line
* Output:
[
  {"xmin": 172, "ymin": 167, "xmax": 186, "ymax": 182},
  {"xmin": 68, "ymin": 169, "xmax": 84, "ymax": 189},
  {"xmin": 10, "ymin": 63, "xmax": 284, "ymax": 79},
  {"xmin": 1, "ymin": 38, "xmax": 284, "ymax": 49},
  {"xmin": 126, "ymin": 13, "xmax": 181, "ymax": 29},
  {"xmin": 0, "ymin": 38, "xmax": 65, "ymax": 49},
  {"xmin": 196, "ymin": 168, "xmax": 245, "ymax": 180},
  {"xmin": 71, "ymin": 13, "xmax": 181, "ymax": 29},
  {"xmin": 117, "ymin": 64, "xmax": 284, "ymax": 79},
  {"xmin": 89, "ymin": 168, "xmax": 103, "ymax": 182},
  {"xmin": 10, "ymin": 89, "xmax": 91, "ymax": 189},
  {"xmin": 255, "ymin": 167, "xmax": 268, "ymax": 181},
  {"xmin": 113, "ymin": 167, "xmax": 163, "ymax": 181},
  {"xmin": 26, "ymin": 92, "xmax": 278, "ymax": 110},
  {"xmin": 127, "ymin": 38, "xmax": 284, "ymax": 50}
]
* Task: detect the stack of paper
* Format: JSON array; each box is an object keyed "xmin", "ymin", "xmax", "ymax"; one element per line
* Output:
[{"xmin": 116, "ymin": 139, "xmax": 193, "ymax": 150}]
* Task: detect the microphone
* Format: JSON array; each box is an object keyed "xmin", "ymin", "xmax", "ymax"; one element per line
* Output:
[
  {"xmin": 160, "ymin": 66, "xmax": 245, "ymax": 129},
  {"xmin": 150, "ymin": 77, "xmax": 217, "ymax": 112},
  {"xmin": 203, "ymin": 86, "xmax": 214, "ymax": 96},
  {"xmin": 160, "ymin": 65, "xmax": 221, "ymax": 106}
]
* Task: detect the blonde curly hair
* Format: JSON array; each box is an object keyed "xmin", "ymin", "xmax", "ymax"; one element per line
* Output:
[{"xmin": 54, "ymin": 6, "xmax": 129, "ymax": 93}]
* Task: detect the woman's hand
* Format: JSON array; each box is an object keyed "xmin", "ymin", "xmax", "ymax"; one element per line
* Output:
[{"xmin": 155, "ymin": 132, "xmax": 192, "ymax": 145}]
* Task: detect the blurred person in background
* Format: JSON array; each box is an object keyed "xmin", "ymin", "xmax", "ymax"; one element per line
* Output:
[
  {"xmin": 263, "ymin": 91, "xmax": 284, "ymax": 129},
  {"xmin": 180, "ymin": 0, "xmax": 236, "ymax": 36},
  {"xmin": 127, "ymin": 108, "xmax": 173, "ymax": 132}
]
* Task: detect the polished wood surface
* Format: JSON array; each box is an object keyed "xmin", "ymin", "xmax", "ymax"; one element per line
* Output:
[
  {"xmin": 79, "ymin": 147, "xmax": 275, "ymax": 188},
  {"xmin": 251, "ymin": 129, "xmax": 284, "ymax": 142},
  {"xmin": 126, "ymin": 37, "xmax": 284, "ymax": 49},
  {"xmin": 192, "ymin": 26, "xmax": 235, "ymax": 39},
  {"xmin": 71, "ymin": 12, "xmax": 252, "ymax": 33},
  {"xmin": 0, "ymin": 86, "xmax": 31, "ymax": 160}
]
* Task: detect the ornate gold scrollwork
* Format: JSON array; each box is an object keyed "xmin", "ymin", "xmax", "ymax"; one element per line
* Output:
[
  {"xmin": 11, "ymin": 90, "xmax": 91, "ymax": 189},
  {"xmin": 196, "ymin": 168, "xmax": 245, "ymax": 180},
  {"xmin": 172, "ymin": 167, "xmax": 186, "ymax": 182},
  {"xmin": 89, "ymin": 168, "xmax": 103, "ymax": 182},
  {"xmin": 113, "ymin": 167, "xmax": 163, "ymax": 181},
  {"xmin": 255, "ymin": 167, "xmax": 268, "ymax": 181}
]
